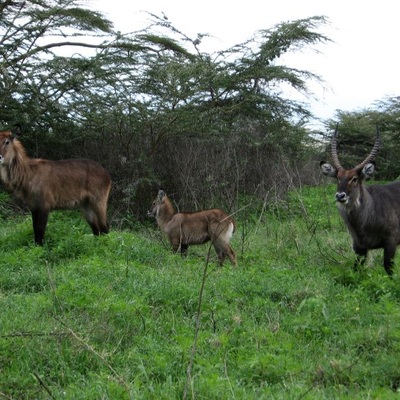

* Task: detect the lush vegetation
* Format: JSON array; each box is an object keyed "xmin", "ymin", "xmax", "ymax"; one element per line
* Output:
[
  {"xmin": 1, "ymin": 185, "xmax": 400, "ymax": 399},
  {"xmin": 2, "ymin": 0, "xmax": 400, "ymax": 213},
  {"xmin": 2, "ymin": 3, "xmax": 400, "ymax": 398},
  {"xmin": 1, "ymin": 0, "xmax": 329, "ymax": 214}
]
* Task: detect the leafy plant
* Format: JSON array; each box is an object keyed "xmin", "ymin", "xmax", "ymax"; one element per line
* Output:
[{"xmin": 1, "ymin": 186, "xmax": 400, "ymax": 398}]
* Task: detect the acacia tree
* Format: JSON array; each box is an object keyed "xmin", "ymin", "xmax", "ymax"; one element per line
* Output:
[
  {"xmin": 119, "ymin": 15, "xmax": 330, "ymax": 209},
  {"xmin": 322, "ymin": 97, "xmax": 400, "ymax": 181},
  {"xmin": 0, "ymin": 0, "xmax": 115, "ymax": 127},
  {"xmin": 1, "ymin": 3, "xmax": 331, "ymax": 215}
]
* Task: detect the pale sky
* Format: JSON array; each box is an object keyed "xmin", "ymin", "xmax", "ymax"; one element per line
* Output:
[{"xmin": 90, "ymin": 0, "xmax": 400, "ymax": 129}]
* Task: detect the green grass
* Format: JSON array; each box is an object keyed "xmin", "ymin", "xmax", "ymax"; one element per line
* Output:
[{"xmin": 1, "ymin": 185, "xmax": 400, "ymax": 399}]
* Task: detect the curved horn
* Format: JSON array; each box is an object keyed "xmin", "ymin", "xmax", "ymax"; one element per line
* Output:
[
  {"xmin": 354, "ymin": 125, "xmax": 380, "ymax": 170},
  {"xmin": 330, "ymin": 123, "xmax": 343, "ymax": 170}
]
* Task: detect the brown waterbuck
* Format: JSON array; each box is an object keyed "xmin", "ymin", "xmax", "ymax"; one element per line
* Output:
[
  {"xmin": 320, "ymin": 125, "xmax": 400, "ymax": 276},
  {"xmin": 0, "ymin": 129, "xmax": 111, "ymax": 245},
  {"xmin": 148, "ymin": 190, "xmax": 237, "ymax": 266}
]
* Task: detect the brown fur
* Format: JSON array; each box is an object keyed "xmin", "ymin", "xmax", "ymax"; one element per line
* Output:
[
  {"xmin": 0, "ymin": 130, "xmax": 111, "ymax": 245},
  {"xmin": 148, "ymin": 190, "xmax": 237, "ymax": 266}
]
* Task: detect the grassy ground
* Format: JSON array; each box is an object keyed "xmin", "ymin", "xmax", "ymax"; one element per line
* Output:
[{"xmin": 1, "ymin": 185, "xmax": 400, "ymax": 399}]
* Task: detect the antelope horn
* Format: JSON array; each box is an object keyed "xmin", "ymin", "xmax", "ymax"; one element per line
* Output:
[
  {"xmin": 354, "ymin": 125, "xmax": 380, "ymax": 170},
  {"xmin": 330, "ymin": 123, "xmax": 343, "ymax": 170}
]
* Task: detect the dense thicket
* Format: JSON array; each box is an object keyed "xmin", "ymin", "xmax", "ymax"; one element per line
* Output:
[
  {"xmin": 322, "ymin": 98, "xmax": 400, "ymax": 181},
  {"xmin": 1, "ymin": 0, "xmax": 400, "ymax": 224}
]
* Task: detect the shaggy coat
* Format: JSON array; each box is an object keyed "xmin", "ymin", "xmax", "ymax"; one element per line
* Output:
[
  {"xmin": 148, "ymin": 190, "xmax": 237, "ymax": 266},
  {"xmin": 0, "ymin": 130, "xmax": 111, "ymax": 245}
]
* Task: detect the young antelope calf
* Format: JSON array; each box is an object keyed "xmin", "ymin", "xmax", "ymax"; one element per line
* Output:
[{"xmin": 148, "ymin": 190, "xmax": 237, "ymax": 266}]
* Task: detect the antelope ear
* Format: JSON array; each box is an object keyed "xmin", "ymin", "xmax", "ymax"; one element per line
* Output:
[
  {"xmin": 361, "ymin": 162, "xmax": 375, "ymax": 179},
  {"xmin": 11, "ymin": 123, "xmax": 22, "ymax": 139},
  {"xmin": 158, "ymin": 189, "xmax": 166, "ymax": 200},
  {"xmin": 320, "ymin": 161, "xmax": 337, "ymax": 177}
]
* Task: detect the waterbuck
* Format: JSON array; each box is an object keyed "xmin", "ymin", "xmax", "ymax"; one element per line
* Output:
[
  {"xmin": 148, "ymin": 190, "xmax": 237, "ymax": 266},
  {"xmin": 320, "ymin": 125, "xmax": 400, "ymax": 276},
  {"xmin": 0, "ymin": 130, "xmax": 111, "ymax": 245}
]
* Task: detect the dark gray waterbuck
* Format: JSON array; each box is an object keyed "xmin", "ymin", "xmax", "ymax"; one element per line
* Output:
[{"xmin": 320, "ymin": 125, "xmax": 400, "ymax": 276}]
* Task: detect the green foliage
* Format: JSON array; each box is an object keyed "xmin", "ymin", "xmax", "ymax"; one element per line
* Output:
[
  {"xmin": 0, "ymin": 2, "xmax": 330, "ymax": 211},
  {"xmin": 1, "ymin": 186, "xmax": 400, "ymax": 398},
  {"xmin": 324, "ymin": 97, "xmax": 400, "ymax": 180},
  {"xmin": 0, "ymin": 189, "xmax": 14, "ymax": 219}
]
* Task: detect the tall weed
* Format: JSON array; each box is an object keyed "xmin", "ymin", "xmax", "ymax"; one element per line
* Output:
[{"xmin": 0, "ymin": 186, "xmax": 399, "ymax": 399}]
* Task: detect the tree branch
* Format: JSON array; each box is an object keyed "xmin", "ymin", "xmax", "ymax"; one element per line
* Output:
[{"xmin": 7, "ymin": 40, "xmax": 155, "ymax": 64}]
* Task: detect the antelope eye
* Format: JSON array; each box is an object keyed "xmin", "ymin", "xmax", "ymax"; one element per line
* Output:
[{"xmin": 4, "ymin": 139, "xmax": 10, "ymax": 145}]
